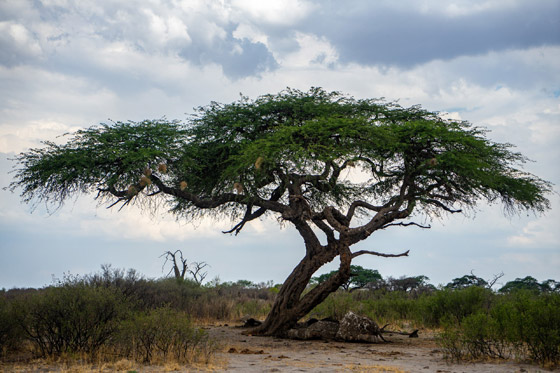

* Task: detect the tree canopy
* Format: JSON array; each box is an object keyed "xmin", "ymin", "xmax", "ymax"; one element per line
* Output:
[
  {"xmin": 311, "ymin": 265, "xmax": 382, "ymax": 291},
  {"xmin": 499, "ymin": 276, "xmax": 560, "ymax": 294},
  {"xmin": 9, "ymin": 87, "xmax": 552, "ymax": 336},
  {"xmin": 446, "ymin": 274, "xmax": 489, "ymax": 290},
  {"xmin": 11, "ymin": 88, "xmax": 550, "ymax": 221}
]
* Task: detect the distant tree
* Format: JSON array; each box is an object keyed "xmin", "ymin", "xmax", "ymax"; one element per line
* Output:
[
  {"xmin": 446, "ymin": 274, "xmax": 488, "ymax": 290},
  {"xmin": 161, "ymin": 250, "xmax": 188, "ymax": 280},
  {"xmin": 188, "ymin": 261, "xmax": 209, "ymax": 285},
  {"xmin": 9, "ymin": 88, "xmax": 552, "ymax": 336},
  {"xmin": 233, "ymin": 279, "xmax": 257, "ymax": 289},
  {"xmin": 541, "ymin": 279, "xmax": 560, "ymax": 293},
  {"xmin": 311, "ymin": 265, "xmax": 382, "ymax": 291},
  {"xmin": 499, "ymin": 276, "xmax": 560, "ymax": 293},
  {"xmin": 160, "ymin": 250, "xmax": 208, "ymax": 285},
  {"xmin": 351, "ymin": 267, "xmax": 383, "ymax": 290},
  {"xmin": 446, "ymin": 271, "xmax": 505, "ymax": 290},
  {"xmin": 386, "ymin": 275, "xmax": 433, "ymax": 292}
]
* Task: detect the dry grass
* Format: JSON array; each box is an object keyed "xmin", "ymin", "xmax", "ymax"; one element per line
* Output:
[{"xmin": 1, "ymin": 358, "xmax": 224, "ymax": 372}]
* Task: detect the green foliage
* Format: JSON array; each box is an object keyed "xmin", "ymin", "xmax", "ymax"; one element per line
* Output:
[
  {"xmin": 418, "ymin": 286, "xmax": 494, "ymax": 326},
  {"xmin": 438, "ymin": 291, "xmax": 560, "ymax": 367},
  {"xmin": 446, "ymin": 274, "xmax": 488, "ymax": 290},
  {"xmin": 383, "ymin": 275, "xmax": 433, "ymax": 293},
  {"xmin": 10, "ymin": 88, "xmax": 551, "ymax": 224},
  {"xmin": 0, "ymin": 295, "xmax": 23, "ymax": 357},
  {"xmin": 10, "ymin": 119, "xmax": 187, "ymax": 210},
  {"xmin": 311, "ymin": 265, "xmax": 382, "ymax": 291},
  {"xmin": 499, "ymin": 276, "xmax": 560, "ymax": 294},
  {"xmin": 115, "ymin": 307, "xmax": 213, "ymax": 364}
]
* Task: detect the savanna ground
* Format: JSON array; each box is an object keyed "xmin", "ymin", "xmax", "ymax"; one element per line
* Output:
[{"xmin": 1, "ymin": 266, "xmax": 559, "ymax": 372}]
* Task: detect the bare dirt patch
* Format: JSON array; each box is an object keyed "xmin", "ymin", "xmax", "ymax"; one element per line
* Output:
[{"xmin": 207, "ymin": 324, "xmax": 552, "ymax": 372}]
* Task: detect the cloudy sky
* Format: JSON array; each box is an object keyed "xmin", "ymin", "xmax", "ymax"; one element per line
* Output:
[{"xmin": 1, "ymin": 0, "xmax": 559, "ymax": 289}]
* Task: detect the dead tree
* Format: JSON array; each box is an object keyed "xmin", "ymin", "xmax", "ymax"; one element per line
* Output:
[
  {"xmin": 188, "ymin": 261, "xmax": 209, "ymax": 285},
  {"xmin": 161, "ymin": 250, "xmax": 188, "ymax": 280}
]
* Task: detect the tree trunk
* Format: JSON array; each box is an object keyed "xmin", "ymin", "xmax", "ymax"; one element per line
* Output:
[{"xmin": 251, "ymin": 242, "xmax": 353, "ymax": 336}]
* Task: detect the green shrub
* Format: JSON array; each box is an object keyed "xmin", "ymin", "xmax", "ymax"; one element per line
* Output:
[
  {"xmin": 438, "ymin": 291, "xmax": 560, "ymax": 367},
  {"xmin": 508, "ymin": 291, "xmax": 560, "ymax": 366},
  {"xmin": 0, "ymin": 296, "xmax": 23, "ymax": 357},
  {"xmin": 308, "ymin": 292, "xmax": 356, "ymax": 320},
  {"xmin": 418, "ymin": 286, "xmax": 493, "ymax": 326},
  {"xmin": 14, "ymin": 283, "xmax": 128, "ymax": 357},
  {"xmin": 361, "ymin": 291, "xmax": 417, "ymax": 324},
  {"xmin": 116, "ymin": 307, "xmax": 216, "ymax": 364}
]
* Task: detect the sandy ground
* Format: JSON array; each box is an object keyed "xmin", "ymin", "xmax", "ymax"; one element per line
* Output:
[{"xmin": 207, "ymin": 324, "xmax": 554, "ymax": 373}]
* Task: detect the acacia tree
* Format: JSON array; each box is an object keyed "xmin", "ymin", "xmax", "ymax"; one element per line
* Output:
[
  {"xmin": 9, "ymin": 88, "xmax": 551, "ymax": 336},
  {"xmin": 311, "ymin": 265, "xmax": 382, "ymax": 291}
]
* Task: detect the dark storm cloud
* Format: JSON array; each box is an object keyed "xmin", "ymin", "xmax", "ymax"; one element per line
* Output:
[{"xmin": 301, "ymin": 1, "xmax": 560, "ymax": 67}]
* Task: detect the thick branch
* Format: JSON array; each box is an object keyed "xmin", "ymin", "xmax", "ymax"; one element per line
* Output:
[
  {"xmin": 424, "ymin": 198, "xmax": 462, "ymax": 213},
  {"xmin": 381, "ymin": 221, "xmax": 431, "ymax": 229},
  {"xmin": 311, "ymin": 218, "xmax": 336, "ymax": 244},
  {"xmin": 351, "ymin": 249, "xmax": 410, "ymax": 259},
  {"xmin": 346, "ymin": 200, "xmax": 384, "ymax": 222},
  {"xmin": 223, "ymin": 205, "xmax": 267, "ymax": 235}
]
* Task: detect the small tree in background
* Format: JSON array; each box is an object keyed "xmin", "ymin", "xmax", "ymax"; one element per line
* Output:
[
  {"xmin": 446, "ymin": 274, "xmax": 488, "ymax": 290},
  {"xmin": 499, "ymin": 276, "xmax": 560, "ymax": 294},
  {"xmin": 9, "ymin": 88, "xmax": 551, "ymax": 336},
  {"xmin": 161, "ymin": 250, "xmax": 208, "ymax": 285},
  {"xmin": 311, "ymin": 265, "xmax": 382, "ymax": 291},
  {"xmin": 161, "ymin": 250, "xmax": 189, "ymax": 281}
]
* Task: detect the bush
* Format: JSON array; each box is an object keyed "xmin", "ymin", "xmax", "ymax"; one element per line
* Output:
[
  {"xmin": 507, "ymin": 291, "xmax": 560, "ymax": 366},
  {"xmin": 13, "ymin": 283, "xmax": 128, "ymax": 357},
  {"xmin": 418, "ymin": 286, "xmax": 493, "ymax": 326},
  {"xmin": 438, "ymin": 291, "xmax": 560, "ymax": 367},
  {"xmin": 115, "ymin": 306, "xmax": 217, "ymax": 364},
  {"xmin": 0, "ymin": 295, "xmax": 23, "ymax": 357}
]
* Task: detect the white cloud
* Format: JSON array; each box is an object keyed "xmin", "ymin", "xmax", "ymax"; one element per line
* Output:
[
  {"xmin": 279, "ymin": 32, "xmax": 339, "ymax": 68},
  {"xmin": 0, "ymin": 121, "xmax": 81, "ymax": 154},
  {"xmin": 232, "ymin": 0, "xmax": 315, "ymax": 26},
  {"xmin": 233, "ymin": 23, "xmax": 268, "ymax": 45},
  {"xmin": 0, "ymin": 21, "xmax": 43, "ymax": 63},
  {"xmin": 507, "ymin": 199, "xmax": 560, "ymax": 249}
]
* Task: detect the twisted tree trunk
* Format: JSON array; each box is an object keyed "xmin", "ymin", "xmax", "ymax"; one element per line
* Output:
[{"xmin": 252, "ymin": 239, "xmax": 353, "ymax": 336}]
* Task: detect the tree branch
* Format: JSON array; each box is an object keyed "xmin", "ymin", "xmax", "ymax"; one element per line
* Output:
[
  {"xmin": 381, "ymin": 221, "xmax": 431, "ymax": 229},
  {"xmin": 223, "ymin": 205, "xmax": 267, "ymax": 235},
  {"xmin": 424, "ymin": 198, "xmax": 462, "ymax": 213},
  {"xmin": 351, "ymin": 249, "xmax": 410, "ymax": 259},
  {"xmin": 346, "ymin": 200, "xmax": 384, "ymax": 222}
]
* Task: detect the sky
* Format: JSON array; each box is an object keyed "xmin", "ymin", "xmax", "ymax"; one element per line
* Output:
[{"xmin": 1, "ymin": 0, "xmax": 559, "ymax": 290}]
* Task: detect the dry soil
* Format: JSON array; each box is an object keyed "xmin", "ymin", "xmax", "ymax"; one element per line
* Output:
[{"xmin": 207, "ymin": 324, "xmax": 554, "ymax": 373}]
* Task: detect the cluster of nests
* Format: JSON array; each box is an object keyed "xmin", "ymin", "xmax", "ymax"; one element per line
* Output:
[{"xmin": 127, "ymin": 157, "xmax": 268, "ymax": 197}]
